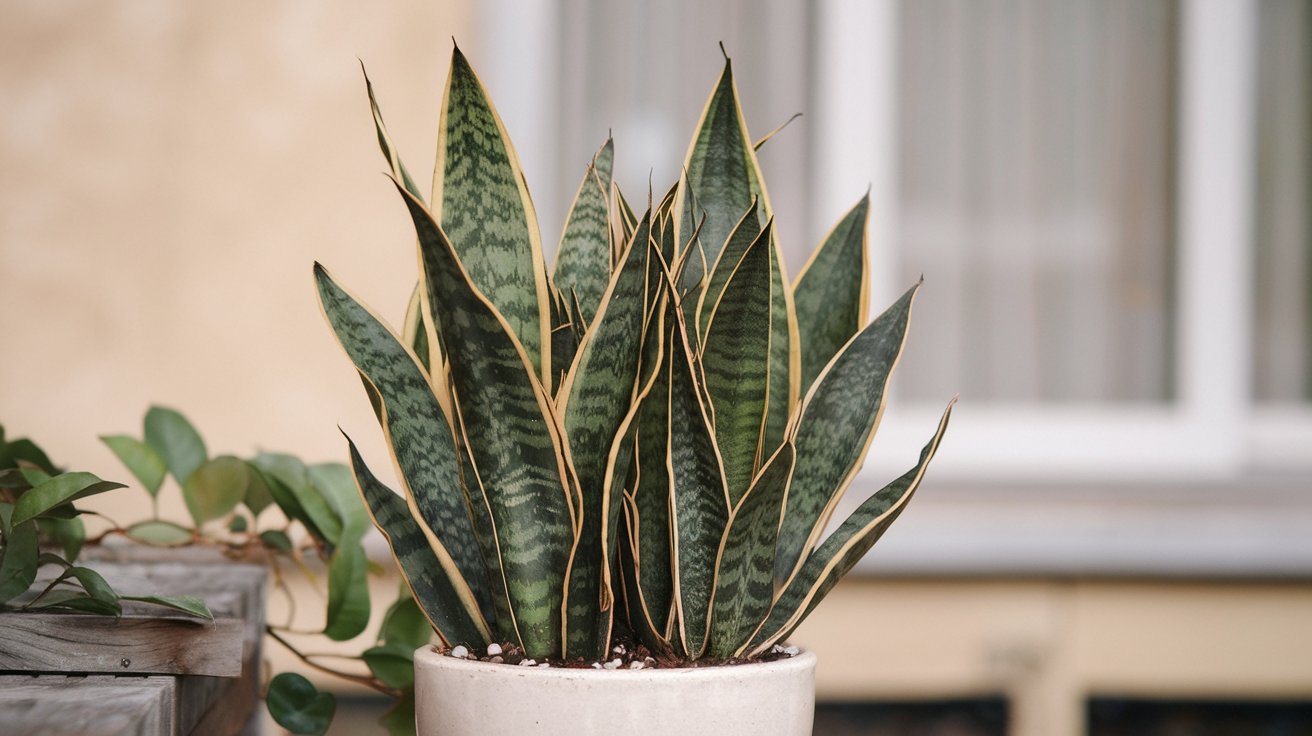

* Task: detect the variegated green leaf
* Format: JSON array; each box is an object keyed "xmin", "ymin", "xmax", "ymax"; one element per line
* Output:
[
  {"xmin": 402, "ymin": 285, "xmax": 439, "ymax": 374},
  {"xmin": 558, "ymin": 232, "xmax": 650, "ymax": 656},
  {"xmin": 667, "ymin": 306, "xmax": 729, "ymax": 658},
  {"xmin": 345, "ymin": 434, "xmax": 488, "ymax": 646},
  {"xmin": 313, "ymin": 264, "xmax": 491, "ymax": 625},
  {"xmin": 696, "ymin": 201, "xmax": 761, "ymax": 339},
  {"xmin": 774, "ymin": 283, "xmax": 920, "ymax": 588},
  {"xmin": 707, "ymin": 444, "xmax": 794, "ymax": 657},
  {"xmin": 794, "ymin": 194, "xmax": 870, "ymax": 391},
  {"xmin": 553, "ymin": 138, "xmax": 615, "ymax": 326},
  {"xmin": 676, "ymin": 56, "xmax": 798, "ymax": 461},
  {"xmin": 432, "ymin": 46, "xmax": 551, "ymax": 384},
  {"xmin": 626, "ymin": 298, "xmax": 674, "ymax": 650},
  {"xmin": 396, "ymin": 183, "xmax": 575, "ymax": 658},
  {"xmin": 548, "ymin": 289, "xmax": 579, "ymax": 392},
  {"xmin": 701, "ymin": 230, "xmax": 772, "ymax": 505},
  {"xmin": 363, "ymin": 64, "xmax": 423, "ymax": 201},
  {"xmin": 750, "ymin": 403, "xmax": 953, "ymax": 655}
]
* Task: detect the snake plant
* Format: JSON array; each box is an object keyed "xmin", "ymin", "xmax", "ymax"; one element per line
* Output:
[{"xmin": 316, "ymin": 46, "xmax": 954, "ymax": 663}]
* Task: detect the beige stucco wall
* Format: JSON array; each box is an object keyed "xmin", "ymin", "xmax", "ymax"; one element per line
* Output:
[{"xmin": 1, "ymin": 2, "xmax": 471, "ymax": 501}]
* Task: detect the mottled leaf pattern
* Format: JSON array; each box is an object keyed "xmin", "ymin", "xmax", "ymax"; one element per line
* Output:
[
  {"xmin": 676, "ymin": 56, "xmax": 798, "ymax": 469},
  {"xmin": 397, "ymin": 183, "xmax": 575, "ymax": 657},
  {"xmin": 751, "ymin": 403, "xmax": 953, "ymax": 655},
  {"xmin": 696, "ymin": 202, "xmax": 761, "ymax": 339},
  {"xmin": 554, "ymin": 138, "xmax": 615, "ymax": 326},
  {"xmin": 346, "ymin": 434, "xmax": 488, "ymax": 646},
  {"xmin": 774, "ymin": 284, "xmax": 920, "ymax": 587},
  {"xmin": 314, "ymin": 264, "xmax": 491, "ymax": 623},
  {"xmin": 559, "ymin": 233, "xmax": 650, "ymax": 656},
  {"xmin": 701, "ymin": 231, "xmax": 772, "ymax": 504},
  {"xmin": 794, "ymin": 195, "xmax": 870, "ymax": 390},
  {"xmin": 329, "ymin": 51, "xmax": 951, "ymax": 666},
  {"xmin": 432, "ymin": 46, "xmax": 550, "ymax": 383},
  {"xmin": 708, "ymin": 444, "xmax": 794, "ymax": 657},
  {"xmin": 667, "ymin": 308, "xmax": 729, "ymax": 658}
]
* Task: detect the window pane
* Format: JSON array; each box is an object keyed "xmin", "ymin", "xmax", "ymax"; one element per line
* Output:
[
  {"xmin": 1254, "ymin": 0, "xmax": 1312, "ymax": 404},
  {"xmin": 894, "ymin": 0, "xmax": 1178, "ymax": 403}
]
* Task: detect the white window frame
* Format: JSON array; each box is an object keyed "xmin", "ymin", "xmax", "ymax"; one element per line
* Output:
[
  {"xmin": 816, "ymin": 0, "xmax": 1312, "ymax": 486},
  {"xmin": 478, "ymin": 0, "xmax": 1312, "ymax": 487}
]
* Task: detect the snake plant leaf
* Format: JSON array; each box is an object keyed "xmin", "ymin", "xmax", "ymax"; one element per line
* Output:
[
  {"xmin": 363, "ymin": 64, "xmax": 423, "ymax": 202},
  {"xmin": 548, "ymin": 290, "xmax": 579, "ymax": 394},
  {"xmin": 314, "ymin": 264, "xmax": 491, "ymax": 622},
  {"xmin": 774, "ymin": 283, "xmax": 921, "ymax": 588},
  {"xmin": 675, "ymin": 56, "xmax": 767, "ymax": 278},
  {"xmin": 553, "ymin": 138, "xmax": 615, "ymax": 326},
  {"xmin": 696, "ymin": 201, "xmax": 761, "ymax": 339},
  {"xmin": 794, "ymin": 194, "xmax": 870, "ymax": 391},
  {"xmin": 402, "ymin": 285, "xmax": 438, "ymax": 374},
  {"xmin": 667, "ymin": 306, "xmax": 730, "ymax": 658},
  {"xmin": 396, "ymin": 184, "xmax": 576, "ymax": 658},
  {"xmin": 749, "ymin": 402, "xmax": 953, "ymax": 655},
  {"xmin": 346, "ymin": 435, "xmax": 488, "ymax": 646},
  {"xmin": 12, "ymin": 472, "xmax": 126, "ymax": 526},
  {"xmin": 701, "ymin": 230, "xmax": 773, "ymax": 505},
  {"xmin": 558, "ymin": 229, "xmax": 650, "ymax": 656},
  {"xmin": 625, "ymin": 298, "xmax": 675, "ymax": 648},
  {"xmin": 707, "ymin": 444, "xmax": 794, "ymax": 657},
  {"xmin": 613, "ymin": 185, "xmax": 639, "ymax": 267},
  {"xmin": 99, "ymin": 435, "xmax": 166, "ymax": 498},
  {"xmin": 676, "ymin": 56, "xmax": 799, "ymax": 459},
  {"xmin": 431, "ymin": 45, "xmax": 551, "ymax": 385},
  {"xmin": 144, "ymin": 406, "xmax": 207, "ymax": 485}
]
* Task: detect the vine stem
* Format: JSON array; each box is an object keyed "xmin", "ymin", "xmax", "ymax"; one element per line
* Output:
[{"xmin": 266, "ymin": 626, "xmax": 398, "ymax": 697}]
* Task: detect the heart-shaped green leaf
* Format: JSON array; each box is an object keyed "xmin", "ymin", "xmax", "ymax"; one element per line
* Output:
[
  {"xmin": 143, "ymin": 406, "xmax": 207, "ymax": 484},
  {"xmin": 267, "ymin": 673, "xmax": 336, "ymax": 736},
  {"xmin": 100, "ymin": 435, "xmax": 167, "ymax": 497}
]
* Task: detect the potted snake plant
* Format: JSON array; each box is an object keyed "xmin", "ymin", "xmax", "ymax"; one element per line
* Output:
[{"xmin": 316, "ymin": 44, "xmax": 953, "ymax": 736}]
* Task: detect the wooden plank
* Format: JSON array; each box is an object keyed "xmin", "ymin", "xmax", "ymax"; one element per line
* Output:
[
  {"xmin": 0, "ymin": 674, "xmax": 177, "ymax": 736},
  {"xmin": 0, "ymin": 612, "xmax": 243, "ymax": 677}
]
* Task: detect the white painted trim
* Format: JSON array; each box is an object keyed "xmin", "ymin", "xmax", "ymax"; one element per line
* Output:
[
  {"xmin": 1174, "ymin": 0, "xmax": 1259, "ymax": 468},
  {"xmin": 813, "ymin": 0, "xmax": 899, "ymax": 310}
]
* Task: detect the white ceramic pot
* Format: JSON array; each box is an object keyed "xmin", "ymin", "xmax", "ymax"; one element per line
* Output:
[{"xmin": 413, "ymin": 646, "xmax": 817, "ymax": 736}]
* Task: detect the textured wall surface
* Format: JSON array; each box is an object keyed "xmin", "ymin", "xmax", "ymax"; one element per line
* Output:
[{"xmin": 1, "ymin": 2, "xmax": 471, "ymax": 504}]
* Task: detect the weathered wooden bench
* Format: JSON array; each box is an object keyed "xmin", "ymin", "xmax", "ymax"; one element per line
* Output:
[{"xmin": 0, "ymin": 547, "xmax": 267, "ymax": 735}]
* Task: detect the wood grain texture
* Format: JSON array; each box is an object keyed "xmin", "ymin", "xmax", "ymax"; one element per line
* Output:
[
  {"xmin": 0, "ymin": 612, "xmax": 244, "ymax": 676},
  {"xmin": 0, "ymin": 674, "xmax": 176, "ymax": 736}
]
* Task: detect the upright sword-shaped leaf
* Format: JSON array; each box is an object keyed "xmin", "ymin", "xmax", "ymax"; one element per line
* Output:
[
  {"xmin": 553, "ymin": 138, "xmax": 616, "ymax": 327},
  {"xmin": 395, "ymin": 182, "xmax": 576, "ymax": 658},
  {"xmin": 346, "ymin": 434, "xmax": 489, "ymax": 647},
  {"xmin": 794, "ymin": 194, "xmax": 870, "ymax": 391},
  {"xmin": 314, "ymin": 264, "xmax": 492, "ymax": 625},
  {"xmin": 774, "ymin": 283, "xmax": 921, "ymax": 588},
  {"xmin": 431, "ymin": 46, "xmax": 552, "ymax": 387}
]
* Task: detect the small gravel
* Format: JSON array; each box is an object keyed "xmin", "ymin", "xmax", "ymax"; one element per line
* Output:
[
  {"xmin": 450, "ymin": 645, "xmax": 469, "ymax": 659},
  {"xmin": 486, "ymin": 643, "xmax": 503, "ymax": 656}
]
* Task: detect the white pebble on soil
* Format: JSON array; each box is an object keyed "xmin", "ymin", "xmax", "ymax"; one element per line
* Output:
[
  {"xmin": 629, "ymin": 661, "xmax": 645, "ymax": 670},
  {"xmin": 520, "ymin": 659, "xmax": 536, "ymax": 667},
  {"xmin": 603, "ymin": 659, "xmax": 622, "ymax": 670},
  {"xmin": 450, "ymin": 645, "xmax": 469, "ymax": 659},
  {"xmin": 489, "ymin": 656, "xmax": 504, "ymax": 664},
  {"xmin": 591, "ymin": 662, "xmax": 603, "ymax": 669},
  {"xmin": 782, "ymin": 646, "xmax": 800, "ymax": 656},
  {"xmin": 486, "ymin": 643, "xmax": 503, "ymax": 656},
  {"xmin": 612, "ymin": 645, "xmax": 624, "ymax": 654},
  {"xmin": 537, "ymin": 662, "xmax": 551, "ymax": 668}
]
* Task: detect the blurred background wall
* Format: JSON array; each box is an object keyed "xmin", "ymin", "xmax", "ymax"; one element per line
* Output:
[{"xmin": 2, "ymin": 1, "xmax": 1310, "ymax": 734}]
